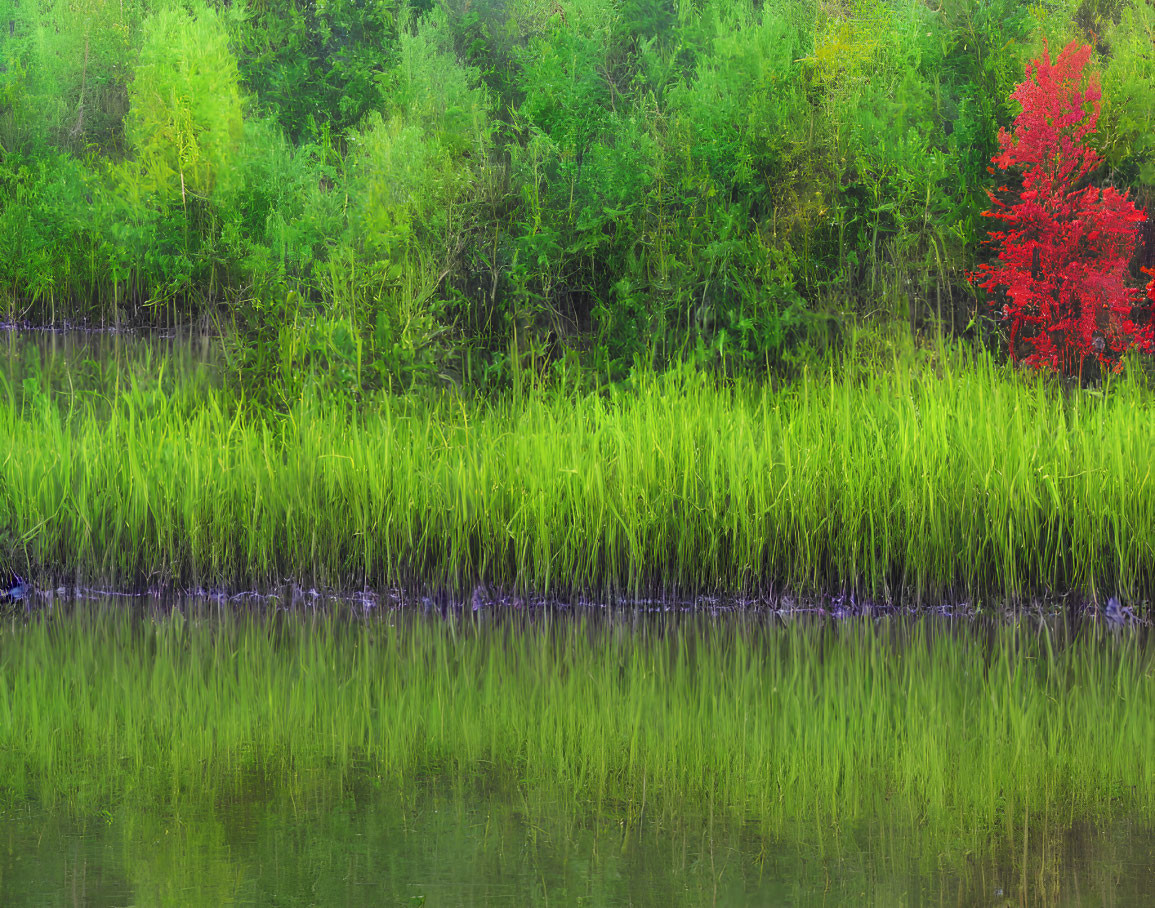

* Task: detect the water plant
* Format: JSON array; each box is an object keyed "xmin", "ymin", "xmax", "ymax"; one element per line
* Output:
[{"xmin": 4, "ymin": 342, "xmax": 1155, "ymax": 601}]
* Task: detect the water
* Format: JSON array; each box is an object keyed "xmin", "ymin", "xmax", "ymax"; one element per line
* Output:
[
  {"xmin": 2, "ymin": 597, "xmax": 1154, "ymax": 905},
  {"xmin": 1, "ymin": 325, "xmax": 223, "ymax": 402},
  {"xmin": 3, "ymin": 779, "xmax": 1153, "ymax": 906},
  {"xmin": 0, "ymin": 324, "xmax": 222, "ymax": 369}
]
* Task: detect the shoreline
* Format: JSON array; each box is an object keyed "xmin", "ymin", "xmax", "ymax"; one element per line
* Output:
[{"xmin": 3, "ymin": 582, "xmax": 1149, "ymax": 628}]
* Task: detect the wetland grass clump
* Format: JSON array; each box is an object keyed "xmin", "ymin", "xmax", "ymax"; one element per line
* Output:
[
  {"xmin": 4, "ymin": 345, "xmax": 1155, "ymax": 602},
  {"xmin": 0, "ymin": 605, "xmax": 1152, "ymax": 838}
]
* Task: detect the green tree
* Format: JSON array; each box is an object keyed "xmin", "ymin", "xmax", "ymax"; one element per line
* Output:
[
  {"xmin": 0, "ymin": 0, "xmax": 139, "ymax": 154},
  {"xmin": 126, "ymin": 2, "xmax": 243, "ymax": 203}
]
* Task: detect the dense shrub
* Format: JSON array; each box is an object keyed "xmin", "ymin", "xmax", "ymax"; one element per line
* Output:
[
  {"xmin": 219, "ymin": 0, "xmax": 398, "ymax": 142},
  {"xmin": 0, "ymin": 0, "xmax": 140, "ymax": 155},
  {"xmin": 126, "ymin": 3, "xmax": 244, "ymax": 203},
  {"xmin": 2, "ymin": 0, "xmax": 1155, "ymax": 389}
]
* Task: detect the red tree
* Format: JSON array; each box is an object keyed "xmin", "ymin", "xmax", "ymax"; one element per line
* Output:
[{"xmin": 972, "ymin": 40, "xmax": 1152, "ymax": 376}]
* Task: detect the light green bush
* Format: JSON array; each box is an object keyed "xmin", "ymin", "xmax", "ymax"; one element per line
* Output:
[
  {"xmin": 125, "ymin": 2, "xmax": 243, "ymax": 203},
  {"xmin": 1099, "ymin": 0, "xmax": 1155, "ymax": 189}
]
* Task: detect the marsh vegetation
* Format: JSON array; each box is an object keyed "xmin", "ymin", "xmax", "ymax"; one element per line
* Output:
[
  {"xmin": 3, "ymin": 0, "xmax": 1155, "ymax": 902},
  {"xmin": 9, "ymin": 341, "xmax": 1155, "ymax": 603}
]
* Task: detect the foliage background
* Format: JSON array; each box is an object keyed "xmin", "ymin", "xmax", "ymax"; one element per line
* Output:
[{"xmin": 1, "ymin": 0, "xmax": 1152, "ymax": 393}]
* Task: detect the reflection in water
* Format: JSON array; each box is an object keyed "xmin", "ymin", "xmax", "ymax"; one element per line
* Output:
[
  {"xmin": 1, "ymin": 600, "xmax": 1154, "ymax": 905},
  {"xmin": 3, "ymin": 781, "xmax": 1154, "ymax": 906},
  {"xmin": 0, "ymin": 326, "xmax": 223, "ymax": 403},
  {"xmin": 0, "ymin": 324, "xmax": 222, "ymax": 367}
]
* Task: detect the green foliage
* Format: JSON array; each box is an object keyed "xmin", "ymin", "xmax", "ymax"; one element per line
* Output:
[
  {"xmin": 340, "ymin": 9, "xmax": 494, "ymax": 388},
  {"xmin": 1099, "ymin": 0, "xmax": 1155, "ymax": 189},
  {"xmin": 656, "ymin": 2, "xmax": 812, "ymax": 369},
  {"xmin": 0, "ymin": 152, "xmax": 93, "ymax": 315},
  {"xmin": 0, "ymin": 0, "xmax": 140, "ymax": 154},
  {"xmin": 126, "ymin": 3, "xmax": 244, "ymax": 201},
  {"xmin": 669, "ymin": 2, "xmax": 805, "ymax": 194},
  {"xmin": 0, "ymin": 1, "xmax": 252, "ymax": 320},
  {"xmin": 791, "ymin": 0, "xmax": 1032, "ymax": 331},
  {"xmin": 0, "ymin": 149, "xmax": 202, "ymax": 320},
  {"xmin": 218, "ymin": 116, "xmax": 345, "ymax": 296},
  {"xmin": 2, "ymin": 0, "xmax": 1154, "ymax": 385},
  {"xmin": 222, "ymin": 0, "xmax": 397, "ymax": 142},
  {"xmin": 502, "ymin": 0, "xmax": 644, "ymax": 357}
]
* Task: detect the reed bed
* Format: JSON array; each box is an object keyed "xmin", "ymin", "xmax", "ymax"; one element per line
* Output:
[
  {"xmin": 3, "ymin": 346, "xmax": 1155, "ymax": 600},
  {"xmin": 0, "ymin": 605, "xmax": 1151, "ymax": 836}
]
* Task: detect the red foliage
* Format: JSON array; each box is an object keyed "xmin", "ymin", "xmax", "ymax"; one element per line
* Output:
[{"xmin": 971, "ymin": 40, "xmax": 1152, "ymax": 376}]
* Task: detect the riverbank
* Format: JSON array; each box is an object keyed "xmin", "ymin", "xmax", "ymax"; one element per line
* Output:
[{"xmin": 3, "ymin": 344, "xmax": 1155, "ymax": 603}]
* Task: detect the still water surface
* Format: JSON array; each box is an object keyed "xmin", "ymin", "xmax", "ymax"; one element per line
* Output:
[
  {"xmin": 1, "ymin": 598, "xmax": 1154, "ymax": 906},
  {"xmin": 3, "ymin": 776, "xmax": 1154, "ymax": 906},
  {"xmin": 1, "ymin": 325, "xmax": 223, "ymax": 403}
]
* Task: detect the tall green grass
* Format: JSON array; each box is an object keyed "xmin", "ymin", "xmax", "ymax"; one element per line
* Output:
[
  {"xmin": 1, "ymin": 604, "xmax": 1151, "ymax": 838},
  {"xmin": 3, "ymin": 345, "xmax": 1155, "ymax": 600}
]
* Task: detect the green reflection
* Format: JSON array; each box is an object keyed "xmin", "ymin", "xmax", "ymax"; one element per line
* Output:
[{"xmin": 3, "ymin": 780, "xmax": 1153, "ymax": 906}]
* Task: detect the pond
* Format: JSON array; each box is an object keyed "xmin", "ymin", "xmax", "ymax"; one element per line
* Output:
[
  {"xmin": 1, "ymin": 597, "xmax": 1153, "ymax": 906},
  {"xmin": 2, "ymin": 770, "xmax": 1153, "ymax": 906},
  {"xmin": 1, "ymin": 324, "xmax": 223, "ymax": 401}
]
